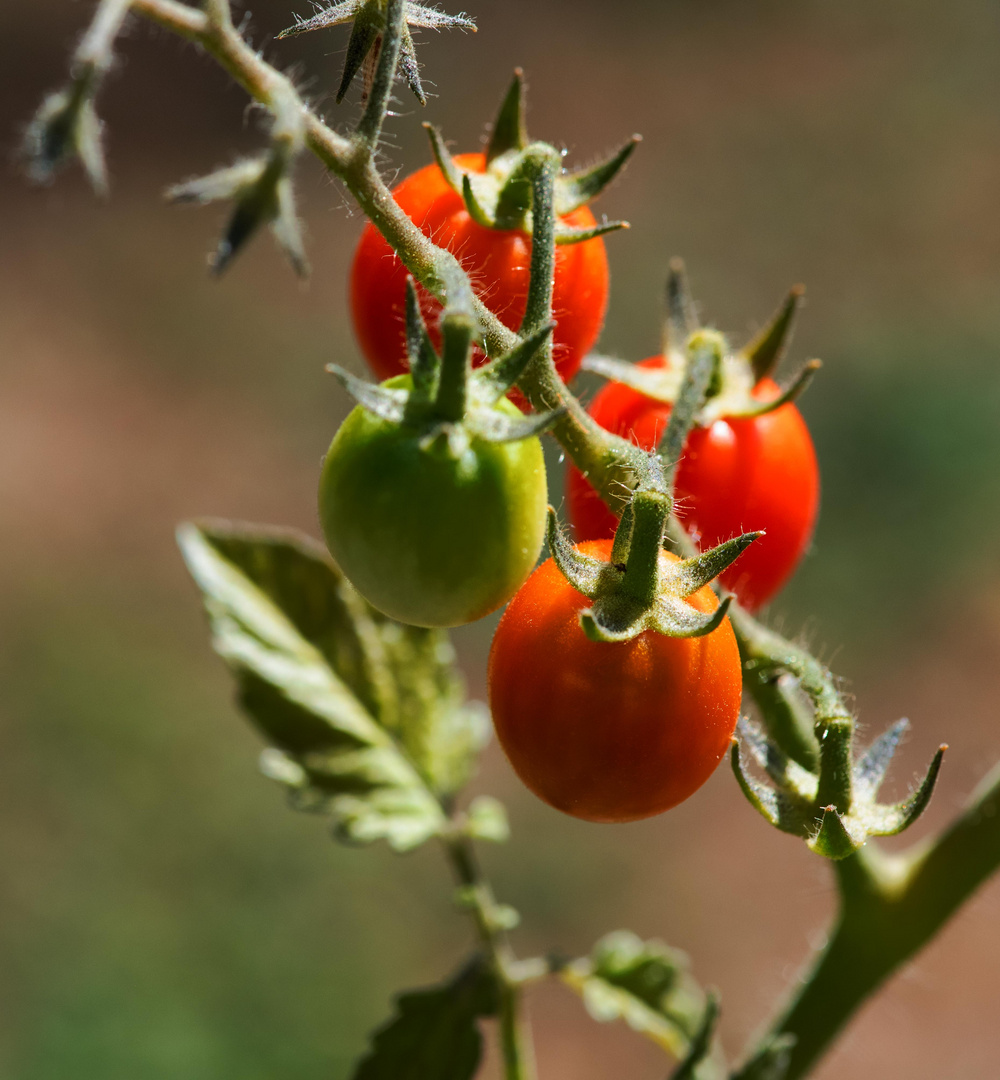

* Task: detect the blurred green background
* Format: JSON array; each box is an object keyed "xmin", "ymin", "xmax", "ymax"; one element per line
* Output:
[{"xmin": 3, "ymin": 1, "xmax": 1000, "ymax": 1076}]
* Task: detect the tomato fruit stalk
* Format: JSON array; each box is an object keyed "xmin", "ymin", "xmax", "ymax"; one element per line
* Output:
[{"xmin": 568, "ymin": 356, "xmax": 820, "ymax": 612}]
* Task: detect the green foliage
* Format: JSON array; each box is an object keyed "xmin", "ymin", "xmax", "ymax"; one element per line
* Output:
[
  {"xmin": 351, "ymin": 955, "xmax": 499, "ymax": 1080},
  {"xmin": 562, "ymin": 930, "xmax": 707, "ymax": 1060},
  {"xmin": 178, "ymin": 521, "xmax": 491, "ymax": 851}
]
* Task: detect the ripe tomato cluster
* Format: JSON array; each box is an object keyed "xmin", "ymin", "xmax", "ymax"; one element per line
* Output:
[{"xmin": 325, "ymin": 114, "xmax": 820, "ymax": 825}]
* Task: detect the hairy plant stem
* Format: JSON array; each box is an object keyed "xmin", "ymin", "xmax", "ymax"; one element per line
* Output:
[
  {"xmin": 735, "ymin": 760, "xmax": 1000, "ymax": 1079},
  {"xmin": 443, "ymin": 832, "xmax": 536, "ymax": 1080}
]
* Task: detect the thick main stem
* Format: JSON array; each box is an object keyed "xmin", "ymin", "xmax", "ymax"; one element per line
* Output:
[
  {"xmin": 738, "ymin": 747, "xmax": 1000, "ymax": 1080},
  {"xmin": 443, "ymin": 835, "xmax": 536, "ymax": 1080}
]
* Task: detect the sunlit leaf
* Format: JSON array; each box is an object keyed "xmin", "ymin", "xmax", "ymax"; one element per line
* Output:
[{"xmin": 178, "ymin": 521, "xmax": 489, "ymax": 849}]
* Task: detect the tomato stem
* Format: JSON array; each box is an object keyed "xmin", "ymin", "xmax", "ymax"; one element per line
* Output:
[
  {"xmin": 658, "ymin": 329, "xmax": 725, "ymax": 492},
  {"xmin": 442, "ymin": 831, "xmax": 537, "ymax": 1080},
  {"xmin": 618, "ymin": 491, "xmax": 669, "ymax": 608}
]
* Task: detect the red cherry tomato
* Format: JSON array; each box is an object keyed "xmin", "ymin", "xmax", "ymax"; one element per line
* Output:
[
  {"xmin": 488, "ymin": 540, "xmax": 742, "ymax": 823},
  {"xmin": 350, "ymin": 153, "xmax": 608, "ymax": 396},
  {"xmin": 567, "ymin": 357, "xmax": 819, "ymax": 612}
]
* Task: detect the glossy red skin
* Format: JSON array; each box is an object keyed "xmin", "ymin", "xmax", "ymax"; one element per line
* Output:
[
  {"xmin": 567, "ymin": 357, "xmax": 820, "ymax": 612},
  {"xmin": 488, "ymin": 540, "xmax": 742, "ymax": 823},
  {"xmin": 350, "ymin": 153, "xmax": 609, "ymax": 393}
]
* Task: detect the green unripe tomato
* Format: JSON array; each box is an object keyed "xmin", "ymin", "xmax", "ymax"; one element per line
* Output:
[{"xmin": 318, "ymin": 377, "xmax": 548, "ymax": 628}]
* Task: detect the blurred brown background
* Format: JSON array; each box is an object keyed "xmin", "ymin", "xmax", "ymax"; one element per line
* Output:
[{"xmin": 3, "ymin": 1, "xmax": 1000, "ymax": 1076}]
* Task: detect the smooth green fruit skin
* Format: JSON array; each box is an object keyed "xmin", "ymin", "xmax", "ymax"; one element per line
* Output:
[{"xmin": 318, "ymin": 384, "xmax": 548, "ymax": 628}]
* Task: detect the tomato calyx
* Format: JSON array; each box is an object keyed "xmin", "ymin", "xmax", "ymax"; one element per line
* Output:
[
  {"xmin": 584, "ymin": 260, "xmax": 821, "ymax": 424},
  {"xmin": 422, "ymin": 70, "xmax": 638, "ymax": 243},
  {"xmin": 546, "ymin": 326, "xmax": 761, "ymax": 643},
  {"xmin": 547, "ymin": 490, "xmax": 760, "ymax": 643},
  {"xmin": 732, "ymin": 715, "xmax": 948, "ymax": 860},
  {"xmin": 329, "ymin": 278, "xmax": 564, "ymax": 454},
  {"xmin": 276, "ymin": 1, "xmax": 477, "ymax": 107}
]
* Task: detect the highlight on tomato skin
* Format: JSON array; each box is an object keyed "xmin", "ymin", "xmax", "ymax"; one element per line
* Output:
[
  {"xmin": 487, "ymin": 540, "xmax": 743, "ymax": 823},
  {"xmin": 567, "ymin": 356, "xmax": 820, "ymax": 612},
  {"xmin": 350, "ymin": 153, "xmax": 609, "ymax": 395}
]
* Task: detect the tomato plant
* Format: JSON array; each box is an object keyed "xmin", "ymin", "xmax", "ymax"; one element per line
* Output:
[
  {"xmin": 28, "ymin": 3, "xmax": 990, "ymax": 1079},
  {"xmin": 488, "ymin": 540, "xmax": 742, "ymax": 823},
  {"xmin": 319, "ymin": 375, "xmax": 548, "ymax": 629},
  {"xmin": 350, "ymin": 152, "xmax": 609, "ymax": 392},
  {"xmin": 567, "ymin": 356, "xmax": 820, "ymax": 611}
]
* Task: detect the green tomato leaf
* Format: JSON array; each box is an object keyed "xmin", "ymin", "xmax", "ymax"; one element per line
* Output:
[
  {"xmin": 562, "ymin": 931, "xmax": 707, "ymax": 1059},
  {"xmin": 178, "ymin": 521, "xmax": 489, "ymax": 850},
  {"xmin": 351, "ymin": 955, "xmax": 499, "ymax": 1080}
]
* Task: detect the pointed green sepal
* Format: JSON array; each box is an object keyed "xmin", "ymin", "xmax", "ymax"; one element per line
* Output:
[
  {"xmin": 546, "ymin": 508, "xmax": 605, "ymax": 596},
  {"xmin": 466, "ymin": 404, "xmax": 566, "ymax": 444},
  {"xmin": 667, "ymin": 532, "xmax": 763, "ymax": 598},
  {"xmin": 731, "ymin": 739, "xmax": 782, "ymax": 829},
  {"xmin": 336, "ymin": 8, "xmax": 382, "ymax": 103},
  {"xmin": 582, "ymin": 354, "xmax": 681, "ymax": 402},
  {"xmin": 736, "ymin": 717, "xmax": 819, "ymax": 802},
  {"xmin": 726, "ymin": 359, "xmax": 821, "ymax": 419},
  {"xmin": 422, "ymin": 122, "xmax": 464, "ymax": 193},
  {"xmin": 808, "ymin": 806, "xmax": 859, "ymax": 860},
  {"xmin": 743, "ymin": 284, "xmax": 805, "ymax": 383},
  {"xmin": 404, "ymin": 277, "xmax": 439, "ymax": 402},
  {"xmin": 494, "ymin": 155, "xmax": 537, "ymax": 229},
  {"xmin": 278, "ymin": 1, "xmax": 359, "ymax": 37},
  {"xmin": 555, "ymin": 135, "xmax": 641, "ymax": 216},
  {"xmin": 555, "ymin": 217, "xmax": 630, "ymax": 245},
  {"xmin": 649, "ymin": 594, "xmax": 733, "ymax": 639},
  {"xmin": 396, "ymin": 24, "xmax": 427, "ymax": 106},
  {"xmin": 461, "ymin": 172, "xmax": 496, "ymax": 228},
  {"xmin": 485, "ymin": 69, "xmax": 528, "ymax": 165},
  {"xmin": 730, "ymin": 737, "xmax": 819, "ymax": 837},
  {"xmin": 475, "ymin": 323, "xmax": 555, "ymax": 403},
  {"xmin": 664, "ymin": 258, "xmax": 699, "ymax": 357},
  {"xmin": 668, "ymin": 991, "xmax": 720, "ymax": 1080},
  {"xmin": 862, "ymin": 744, "xmax": 946, "ymax": 837},
  {"xmin": 853, "ymin": 718, "xmax": 909, "ymax": 803},
  {"xmin": 326, "ymin": 364, "xmax": 408, "ymax": 422}
]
